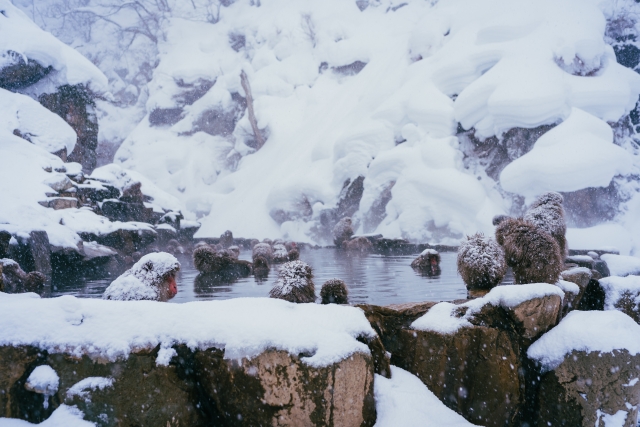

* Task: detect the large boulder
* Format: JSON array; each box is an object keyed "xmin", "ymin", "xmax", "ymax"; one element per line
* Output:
[
  {"xmin": 80, "ymin": 224, "xmax": 157, "ymax": 255},
  {"xmin": 390, "ymin": 284, "xmax": 564, "ymax": 427},
  {"xmin": 7, "ymin": 230, "xmax": 51, "ymax": 283},
  {"xmin": 528, "ymin": 311, "xmax": 640, "ymax": 427},
  {"xmin": 599, "ymin": 275, "xmax": 640, "ymax": 323},
  {"xmin": 195, "ymin": 348, "xmax": 376, "ymax": 427}
]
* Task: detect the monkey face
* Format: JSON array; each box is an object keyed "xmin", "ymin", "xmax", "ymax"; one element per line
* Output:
[{"xmin": 165, "ymin": 273, "xmax": 178, "ymax": 300}]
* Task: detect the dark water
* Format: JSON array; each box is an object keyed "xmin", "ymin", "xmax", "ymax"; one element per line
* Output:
[{"xmin": 51, "ymin": 248, "xmax": 514, "ymax": 306}]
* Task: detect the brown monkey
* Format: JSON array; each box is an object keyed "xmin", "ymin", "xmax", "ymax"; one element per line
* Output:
[
  {"xmin": 252, "ymin": 255, "xmax": 270, "ymax": 277},
  {"xmin": 103, "ymin": 252, "xmax": 180, "ymax": 301},
  {"xmin": 219, "ymin": 230, "xmax": 234, "ymax": 248},
  {"xmin": 411, "ymin": 249, "xmax": 441, "ymax": 276},
  {"xmin": 288, "ymin": 246, "xmax": 300, "ymax": 261},
  {"xmin": 320, "ymin": 279, "xmax": 349, "ymax": 304},
  {"xmin": 342, "ymin": 236, "xmax": 372, "ymax": 252},
  {"xmin": 457, "ymin": 233, "xmax": 506, "ymax": 298},
  {"xmin": 332, "ymin": 217, "xmax": 354, "ymax": 247},
  {"xmin": 272, "ymin": 244, "xmax": 289, "ymax": 263},
  {"xmin": 269, "ymin": 260, "xmax": 315, "ymax": 303},
  {"xmin": 523, "ymin": 192, "xmax": 567, "ymax": 256},
  {"xmin": 252, "ymin": 242, "xmax": 273, "ymax": 263},
  {"xmin": 193, "ymin": 246, "xmax": 251, "ymax": 278},
  {"xmin": 495, "ymin": 217, "xmax": 563, "ymax": 284},
  {"xmin": 1, "ymin": 259, "xmax": 46, "ymax": 293}
]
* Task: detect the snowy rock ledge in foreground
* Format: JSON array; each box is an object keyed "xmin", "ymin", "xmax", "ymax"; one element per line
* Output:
[
  {"xmin": 378, "ymin": 284, "xmax": 564, "ymax": 427},
  {"xmin": 0, "ymin": 293, "xmax": 377, "ymax": 426},
  {"xmin": 528, "ymin": 311, "xmax": 640, "ymax": 427}
]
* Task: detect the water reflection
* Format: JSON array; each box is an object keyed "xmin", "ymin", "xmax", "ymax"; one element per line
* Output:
[{"xmin": 51, "ymin": 248, "xmax": 515, "ymax": 306}]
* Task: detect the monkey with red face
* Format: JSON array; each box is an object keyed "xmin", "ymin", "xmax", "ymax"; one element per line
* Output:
[{"xmin": 103, "ymin": 252, "xmax": 180, "ymax": 301}]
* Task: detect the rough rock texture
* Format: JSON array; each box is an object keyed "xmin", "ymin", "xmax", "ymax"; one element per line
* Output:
[
  {"xmin": 39, "ymin": 85, "xmax": 99, "ymax": 172},
  {"xmin": 0, "ymin": 230, "xmax": 11, "ymax": 258},
  {"xmin": 536, "ymin": 350, "xmax": 640, "ymax": 427},
  {"xmin": 1, "ymin": 345, "xmax": 377, "ymax": 426},
  {"xmin": 8, "ymin": 231, "xmax": 52, "ymax": 283},
  {"xmin": 80, "ymin": 228, "xmax": 157, "ymax": 255},
  {"xmin": 195, "ymin": 348, "xmax": 376, "ymax": 427},
  {"xmin": 560, "ymin": 267, "xmax": 592, "ymax": 315},
  {"xmin": 383, "ymin": 294, "xmax": 562, "ymax": 427},
  {"xmin": 0, "ymin": 51, "xmax": 52, "ymax": 91}
]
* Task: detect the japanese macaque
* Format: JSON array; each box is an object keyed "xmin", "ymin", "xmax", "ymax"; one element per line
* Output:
[
  {"xmin": 523, "ymin": 192, "xmax": 568, "ymax": 256},
  {"xmin": 494, "ymin": 216, "xmax": 563, "ymax": 285},
  {"xmin": 0, "ymin": 259, "xmax": 46, "ymax": 293},
  {"xmin": 342, "ymin": 236, "xmax": 373, "ymax": 252},
  {"xmin": 411, "ymin": 249, "xmax": 441, "ymax": 276},
  {"xmin": 288, "ymin": 247, "xmax": 300, "ymax": 261},
  {"xmin": 320, "ymin": 279, "xmax": 349, "ymax": 305},
  {"xmin": 165, "ymin": 239, "xmax": 185, "ymax": 255},
  {"xmin": 457, "ymin": 233, "xmax": 506, "ymax": 298},
  {"xmin": 332, "ymin": 218, "xmax": 354, "ymax": 247},
  {"xmin": 269, "ymin": 260, "xmax": 315, "ymax": 303},
  {"xmin": 272, "ymin": 244, "xmax": 289, "ymax": 263},
  {"xmin": 220, "ymin": 230, "xmax": 234, "ymax": 248},
  {"xmin": 193, "ymin": 246, "xmax": 251, "ymax": 278},
  {"xmin": 252, "ymin": 243, "xmax": 273, "ymax": 264},
  {"xmin": 252, "ymin": 255, "xmax": 270, "ymax": 277},
  {"xmin": 103, "ymin": 252, "xmax": 180, "ymax": 301},
  {"xmin": 227, "ymin": 245, "xmax": 240, "ymax": 259}
]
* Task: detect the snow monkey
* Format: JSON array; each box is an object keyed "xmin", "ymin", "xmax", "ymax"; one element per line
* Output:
[
  {"xmin": 523, "ymin": 191, "xmax": 568, "ymax": 257},
  {"xmin": 0, "ymin": 259, "xmax": 46, "ymax": 293},
  {"xmin": 320, "ymin": 279, "xmax": 349, "ymax": 305},
  {"xmin": 333, "ymin": 217, "xmax": 354, "ymax": 247},
  {"xmin": 269, "ymin": 260, "xmax": 315, "ymax": 303},
  {"xmin": 411, "ymin": 249, "xmax": 442, "ymax": 276},
  {"xmin": 103, "ymin": 252, "xmax": 180, "ymax": 301},
  {"xmin": 494, "ymin": 217, "xmax": 563, "ymax": 285},
  {"xmin": 457, "ymin": 233, "xmax": 506, "ymax": 298}
]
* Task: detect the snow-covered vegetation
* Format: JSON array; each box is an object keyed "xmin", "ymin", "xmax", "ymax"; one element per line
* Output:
[{"xmin": 8, "ymin": 0, "xmax": 640, "ymax": 252}]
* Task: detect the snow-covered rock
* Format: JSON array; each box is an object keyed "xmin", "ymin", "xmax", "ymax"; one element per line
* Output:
[
  {"xmin": 0, "ymin": 405, "xmax": 95, "ymax": 427},
  {"xmin": 601, "ymin": 253, "xmax": 640, "ymax": 277}
]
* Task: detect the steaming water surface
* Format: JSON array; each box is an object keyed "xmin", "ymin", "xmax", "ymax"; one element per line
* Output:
[{"xmin": 52, "ymin": 248, "xmax": 514, "ymax": 306}]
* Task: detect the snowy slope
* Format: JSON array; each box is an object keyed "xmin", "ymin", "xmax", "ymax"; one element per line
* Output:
[{"xmin": 108, "ymin": 0, "xmax": 640, "ymax": 246}]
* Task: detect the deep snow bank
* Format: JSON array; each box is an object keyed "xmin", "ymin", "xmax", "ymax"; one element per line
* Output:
[
  {"xmin": 0, "ymin": 292, "xmax": 375, "ymax": 367},
  {"xmin": 112, "ymin": 0, "xmax": 640, "ymax": 246}
]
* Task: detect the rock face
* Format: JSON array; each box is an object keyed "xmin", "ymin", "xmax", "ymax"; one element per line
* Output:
[
  {"xmin": 8, "ymin": 231, "xmax": 52, "ymax": 283},
  {"xmin": 195, "ymin": 348, "xmax": 376, "ymax": 427},
  {"xmin": 385, "ymin": 288, "xmax": 563, "ymax": 427},
  {"xmin": 536, "ymin": 350, "xmax": 640, "ymax": 427},
  {"xmin": 39, "ymin": 85, "xmax": 99, "ymax": 172},
  {"xmin": 0, "ymin": 345, "xmax": 376, "ymax": 427}
]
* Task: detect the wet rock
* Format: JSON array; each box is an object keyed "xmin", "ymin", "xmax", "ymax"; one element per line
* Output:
[
  {"xmin": 80, "ymin": 226, "xmax": 157, "ymax": 255},
  {"xmin": 593, "ymin": 259, "xmax": 611, "ymax": 278},
  {"xmin": 8, "ymin": 231, "xmax": 51, "ymax": 282},
  {"xmin": 155, "ymin": 224, "xmax": 177, "ymax": 245},
  {"xmin": 565, "ymin": 255, "xmax": 595, "ymax": 270},
  {"xmin": 576, "ymin": 279, "xmax": 606, "ymax": 311},
  {"xmin": 0, "ymin": 346, "xmax": 41, "ymax": 418},
  {"xmin": 100, "ymin": 199, "xmax": 153, "ymax": 223},
  {"xmin": 75, "ymin": 181, "xmax": 120, "ymax": 205},
  {"xmin": 194, "ymin": 348, "xmax": 376, "ymax": 427},
  {"xmin": 0, "ymin": 230, "xmax": 11, "ymax": 258},
  {"xmin": 0, "ymin": 51, "xmax": 52, "ymax": 91},
  {"xmin": 1, "ymin": 259, "xmax": 46, "ymax": 294},
  {"xmin": 40, "ymin": 197, "xmax": 79, "ymax": 210},
  {"xmin": 39, "ymin": 84, "xmax": 99, "ymax": 172},
  {"xmin": 390, "ymin": 287, "xmax": 563, "ymax": 427},
  {"xmin": 336, "ymin": 176, "xmax": 365, "ymax": 219},
  {"xmin": 560, "ymin": 267, "xmax": 592, "ymax": 313},
  {"xmin": 178, "ymin": 221, "xmax": 201, "ymax": 242}
]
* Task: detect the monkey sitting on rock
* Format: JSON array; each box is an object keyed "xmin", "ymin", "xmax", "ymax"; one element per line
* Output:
[
  {"xmin": 320, "ymin": 279, "xmax": 349, "ymax": 305},
  {"xmin": 269, "ymin": 260, "xmax": 315, "ymax": 303},
  {"xmin": 457, "ymin": 233, "xmax": 506, "ymax": 298},
  {"xmin": 103, "ymin": 252, "xmax": 181, "ymax": 301},
  {"xmin": 0, "ymin": 259, "xmax": 46, "ymax": 294},
  {"xmin": 342, "ymin": 236, "xmax": 373, "ymax": 252},
  {"xmin": 494, "ymin": 216, "xmax": 563, "ymax": 284},
  {"xmin": 411, "ymin": 249, "xmax": 441, "ymax": 276}
]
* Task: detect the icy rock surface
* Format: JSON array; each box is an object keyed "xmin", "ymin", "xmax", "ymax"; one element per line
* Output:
[
  {"xmin": 66, "ymin": 377, "xmax": 114, "ymax": 402},
  {"xmin": 601, "ymin": 254, "xmax": 640, "ymax": 277},
  {"xmin": 105, "ymin": 0, "xmax": 640, "ymax": 247},
  {"xmin": 0, "ymin": 292, "xmax": 375, "ymax": 367}
]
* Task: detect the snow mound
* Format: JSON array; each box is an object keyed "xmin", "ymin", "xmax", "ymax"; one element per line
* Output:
[
  {"xmin": 66, "ymin": 377, "xmax": 114, "ymax": 402},
  {"xmin": 601, "ymin": 254, "xmax": 640, "ymax": 277},
  {"xmin": 0, "ymin": 88, "xmax": 76, "ymax": 154},
  {"xmin": 374, "ymin": 366, "xmax": 480, "ymax": 427},
  {"xmin": 599, "ymin": 275, "xmax": 640, "ymax": 311},
  {"xmin": 527, "ymin": 310, "xmax": 640, "ymax": 371},
  {"xmin": 0, "ymin": 293, "xmax": 375, "ymax": 368},
  {"xmin": 412, "ymin": 283, "xmax": 564, "ymax": 334},
  {"xmin": 0, "ymin": 0, "xmax": 107, "ymax": 94},
  {"xmin": 0, "ymin": 405, "xmax": 95, "ymax": 426},
  {"xmin": 500, "ymin": 108, "xmax": 632, "ymax": 201},
  {"xmin": 103, "ymin": 253, "xmax": 180, "ymax": 301},
  {"xmin": 567, "ymin": 224, "xmax": 630, "ymax": 255},
  {"xmin": 25, "ymin": 365, "xmax": 59, "ymax": 395}
]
